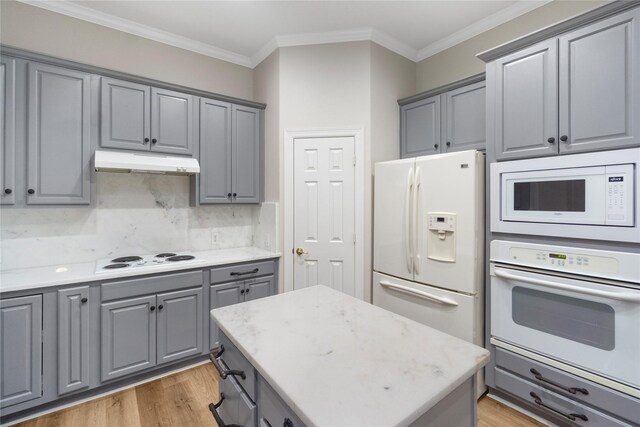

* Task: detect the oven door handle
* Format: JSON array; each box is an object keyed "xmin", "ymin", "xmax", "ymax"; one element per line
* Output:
[
  {"xmin": 379, "ymin": 280, "xmax": 458, "ymax": 306},
  {"xmin": 494, "ymin": 268, "xmax": 640, "ymax": 303}
]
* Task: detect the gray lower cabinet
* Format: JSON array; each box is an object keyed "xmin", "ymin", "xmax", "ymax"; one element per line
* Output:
[
  {"xmin": 58, "ymin": 286, "xmax": 90, "ymax": 395},
  {"xmin": 27, "ymin": 62, "xmax": 92, "ymax": 205},
  {"xmin": 198, "ymin": 98, "xmax": 262, "ymax": 204},
  {"xmin": 491, "ymin": 7, "xmax": 639, "ymax": 160},
  {"xmin": 0, "ymin": 295, "xmax": 43, "ymax": 409},
  {"xmin": 400, "ymin": 80, "xmax": 485, "ymax": 158},
  {"xmin": 101, "ymin": 295, "xmax": 156, "ymax": 382},
  {"xmin": 209, "ymin": 275, "xmax": 275, "ymax": 349},
  {"xmin": 156, "ymin": 288, "xmax": 203, "ymax": 365},
  {"xmin": 258, "ymin": 375, "xmax": 305, "ymax": 427},
  {"xmin": 1, "ymin": 55, "xmax": 16, "ymax": 205},
  {"xmin": 100, "ymin": 77, "xmax": 194, "ymax": 155}
]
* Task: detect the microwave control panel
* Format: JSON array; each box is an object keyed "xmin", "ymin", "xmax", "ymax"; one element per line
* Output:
[{"xmin": 605, "ymin": 164, "xmax": 634, "ymax": 225}]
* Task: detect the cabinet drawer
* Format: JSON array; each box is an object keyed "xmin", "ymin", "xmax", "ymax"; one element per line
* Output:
[
  {"xmin": 218, "ymin": 332, "xmax": 256, "ymax": 402},
  {"xmin": 216, "ymin": 372, "xmax": 256, "ymax": 427},
  {"xmin": 258, "ymin": 374, "xmax": 305, "ymax": 427},
  {"xmin": 495, "ymin": 368, "xmax": 633, "ymax": 426},
  {"xmin": 101, "ymin": 270, "xmax": 203, "ymax": 301},
  {"xmin": 495, "ymin": 348, "xmax": 640, "ymax": 424},
  {"xmin": 210, "ymin": 261, "xmax": 274, "ymax": 284}
]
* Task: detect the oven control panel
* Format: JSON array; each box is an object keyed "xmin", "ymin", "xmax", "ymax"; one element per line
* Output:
[
  {"xmin": 487, "ymin": 240, "xmax": 640, "ymax": 284},
  {"xmin": 507, "ymin": 247, "xmax": 619, "ymax": 275}
]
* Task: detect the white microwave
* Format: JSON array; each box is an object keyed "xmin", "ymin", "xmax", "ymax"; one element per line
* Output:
[{"xmin": 490, "ymin": 148, "xmax": 640, "ymax": 243}]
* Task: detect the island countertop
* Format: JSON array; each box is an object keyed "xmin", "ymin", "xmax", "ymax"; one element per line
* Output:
[{"xmin": 211, "ymin": 285, "xmax": 490, "ymax": 427}]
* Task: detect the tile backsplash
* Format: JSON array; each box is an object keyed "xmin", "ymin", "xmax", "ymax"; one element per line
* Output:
[{"xmin": 0, "ymin": 173, "xmax": 277, "ymax": 270}]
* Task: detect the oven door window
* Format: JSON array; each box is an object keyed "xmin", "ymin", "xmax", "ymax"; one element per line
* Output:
[
  {"xmin": 512, "ymin": 286, "xmax": 615, "ymax": 351},
  {"xmin": 513, "ymin": 180, "xmax": 586, "ymax": 212}
]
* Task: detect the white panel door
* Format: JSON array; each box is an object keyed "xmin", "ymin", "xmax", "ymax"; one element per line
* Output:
[
  {"xmin": 293, "ymin": 137, "xmax": 355, "ymax": 296},
  {"xmin": 373, "ymin": 157, "xmax": 416, "ymax": 281}
]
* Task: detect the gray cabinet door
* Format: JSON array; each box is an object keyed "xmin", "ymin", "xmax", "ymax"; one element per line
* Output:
[
  {"xmin": 209, "ymin": 282, "xmax": 243, "ymax": 349},
  {"xmin": 27, "ymin": 62, "xmax": 91, "ymax": 204},
  {"xmin": 199, "ymin": 98, "xmax": 232, "ymax": 204},
  {"xmin": 58, "ymin": 286, "xmax": 90, "ymax": 395},
  {"xmin": 400, "ymin": 95, "xmax": 440, "ymax": 158},
  {"xmin": 494, "ymin": 40, "xmax": 558, "ymax": 160},
  {"xmin": 558, "ymin": 8, "xmax": 640, "ymax": 154},
  {"xmin": 100, "ymin": 77, "xmax": 150, "ymax": 151},
  {"xmin": 443, "ymin": 81, "xmax": 486, "ymax": 153},
  {"xmin": 232, "ymin": 105, "xmax": 261, "ymax": 203},
  {"xmin": 244, "ymin": 276, "xmax": 274, "ymax": 302},
  {"xmin": 151, "ymin": 87, "xmax": 194, "ymax": 155},
  {"xmin": 156, "ymin": 288, "xmax": 203, "ymax": 365},
  {"xmin": 101, "ymin": 295, "xmax": 156, "ymax": 382},
  {"xmin": 0, "ymin": 295, "xmax": 42, "ymax": 409},
  {"xmin": 1, "ymin": 56, "xmax": 16, "ymax": 205}
]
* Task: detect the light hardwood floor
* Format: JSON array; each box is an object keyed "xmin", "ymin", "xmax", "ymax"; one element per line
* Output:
[{"xmin": 15, "ymin": 364, "xmax": 544, "ymax": 427}]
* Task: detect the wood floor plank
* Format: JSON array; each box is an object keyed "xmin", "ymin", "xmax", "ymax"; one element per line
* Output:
[{"xmin": 16, "ymin": 364, "xmax": 545, "ymax": 427}]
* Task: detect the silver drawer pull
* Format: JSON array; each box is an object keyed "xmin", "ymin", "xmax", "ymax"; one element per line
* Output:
[
  {"xmin": 530, "ymin": 368, "xmax": 589, "ymax": 395},
  {"xmin": 209, "ymin": 345, "xmax": 246, "ymax": 380},
  {"xmin": 208, "ymin": 393, "xmax": 242, "ymax": 427},
  {"xmin": 530, "ymin": 392, "xmax": 588, "ymax": 422}
]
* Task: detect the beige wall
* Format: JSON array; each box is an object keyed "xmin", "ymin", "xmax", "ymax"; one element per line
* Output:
[
  {"xmin": 416, "ymin": 0, "xmax": 606, "ymax": 92},
  {"xmin": 0, "ymin": 0, "xmax": 254, "ymax": 99},
  {"xmin": 253, "ymin": 49, "xmax": 280, "ymax": 204}
]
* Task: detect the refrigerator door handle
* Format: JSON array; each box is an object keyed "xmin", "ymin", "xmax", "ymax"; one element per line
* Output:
[
  {"xmin": 379, "ymin": 280, "xmax": 459, "ymax": 306},
  {"xmin": 405, "ymin": 167, "xmax": 414, "ymax": 274},
  {"xmin": 413, "ymin": 166, "xmax": 422, "ymax": 275}
]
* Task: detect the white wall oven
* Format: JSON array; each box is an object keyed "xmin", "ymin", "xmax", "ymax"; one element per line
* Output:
[
  {"xmin": 490, "ymin": 240, "xmax": 640, "ymax": 397},
  {"xmin": 490, "ymin": 148, "xmax": 639, "ymax": 242}
]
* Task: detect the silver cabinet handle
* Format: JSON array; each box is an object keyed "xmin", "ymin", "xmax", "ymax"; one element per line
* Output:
[
  {"xmin": 379, "ymin": 280, "xmax": 458, "ymax": 306},
  {"xmin": 494, "ymin": 267, "xmax": 640, "ymax": 303}
]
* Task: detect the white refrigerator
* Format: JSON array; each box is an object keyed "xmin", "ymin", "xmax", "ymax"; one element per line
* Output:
[{"xmin": 373, "ymin": 150, "xmax": 485, "ymax": 393}]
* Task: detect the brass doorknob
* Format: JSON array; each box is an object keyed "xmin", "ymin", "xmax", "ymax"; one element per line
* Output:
[{"xmin": 295, "ymin": 247, "xmax": 308, "ymax": 256}]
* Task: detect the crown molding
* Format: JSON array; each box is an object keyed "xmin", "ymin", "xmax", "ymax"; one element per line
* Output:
[
  {"xmin": 17, "ymin": 0, "xmax": 557, "ymax": 69},
  {"xmin": 416, "ymin": 0, "xmax": 553, "ymax": 62},
  {"xmin": 16, "ymin": 0, "xmax": 253, "ymax": 68}
]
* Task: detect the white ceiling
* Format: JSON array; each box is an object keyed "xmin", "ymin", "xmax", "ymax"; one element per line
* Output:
[{"xmin": 20, "ymin": 0, "xmax": 552, "ymax": 68}]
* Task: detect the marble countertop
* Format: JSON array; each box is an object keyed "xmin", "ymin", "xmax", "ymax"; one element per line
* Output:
[
  {"xmin": 0, "ymin": 247, "xmax": 280, "ymax": 293},
  {"xmin": 211, "ymin": 285, "xmax": 490, "ymax": 427}
]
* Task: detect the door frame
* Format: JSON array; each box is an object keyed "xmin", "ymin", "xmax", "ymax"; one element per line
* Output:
[{"xmin": 283, "ymin": 128, "xmax": 365, "ymax": 299}]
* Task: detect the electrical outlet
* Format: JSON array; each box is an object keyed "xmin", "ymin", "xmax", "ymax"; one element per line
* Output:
[{"xmin": 211, "ymin": 231, "xmax": 219, "ymax": 247}]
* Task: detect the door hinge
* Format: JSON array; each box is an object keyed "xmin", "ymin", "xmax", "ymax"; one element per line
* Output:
[
  {"xmin": 353, "ymin": 233, "xmax": 356, "ymax": 244},
  {"xmin": 353, "ymin": 156, "xmax": 356, "ymax": 166}
]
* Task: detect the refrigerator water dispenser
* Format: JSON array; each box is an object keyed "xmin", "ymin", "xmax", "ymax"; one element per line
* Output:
[{"xmin": 427, "ymin": 213, "xmax": 456, "ymax": 262}]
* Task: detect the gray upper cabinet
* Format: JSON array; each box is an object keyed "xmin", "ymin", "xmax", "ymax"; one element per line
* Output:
[
  {"xmin": 100, "ymin": 77, "xmax": 194, "ymax": 155},
  {"xmin": 400, "ymin": 95, "xmax": 440, "ymax": 158},
  {"xmin": 58, "ymin": 286, "xmax": 90, "ymax": 395},
  {"xmin": 0, "ymin": 295, "xmax": 43, "ymax": 409},
  {"xmin": 493, "ymin": 40, "xmax": 558, "ymax": 160},
  {"xmin": 199, "ymin": 99, "xmax": 262, "ymax": 204},
  {"xmin": 232, "ymin": 105, "xmax": 261, "ymax": 203},
  {"xmin": 156, "ymin": 288, "xmax": 203, "ymax": 365},
  {"xmin": 400, "ymin": 80, "xmax": 486, "ymax": 158},
  {"xmin": 199, "ymin": 98, "xmax": 232, "ymax": 203},
  {"xmin": 443, "ymin": 81, "xmax": 486, "ymax": 153},
  {"xmin": 27, "ymin": 62, "xmax": 91, "ymax": 205},
  {"xmin": 101, "ymin": 295, "xmax": 156, "ymax": 382},
  {"xmin": 151, "ymin": 88, "xmax": 194, "ymax": 155},
  {"xmin": 1, "ymin": 56, "xmax": 16, "ymax": 205},
  {"xmin": 491, "ymin": 7, "xmax": 639, "ymax": 160},
  {"xmin": 100, "ymin": 78, "xmax": 150, "ymax": 151},
  {"xmin": 558, "ymin": 8, "xmax": 639, "ymax": 154}
]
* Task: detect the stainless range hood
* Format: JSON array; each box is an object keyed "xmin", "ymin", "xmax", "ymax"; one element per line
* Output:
[{"xmin": 94, "ymin": 150, "xmax": 200, "ymax": 175}]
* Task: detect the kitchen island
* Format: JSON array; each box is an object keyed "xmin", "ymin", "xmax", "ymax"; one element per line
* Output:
[{"xmin": 210, "ymin": 285, "xmax": 489, "ymax": 426}]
